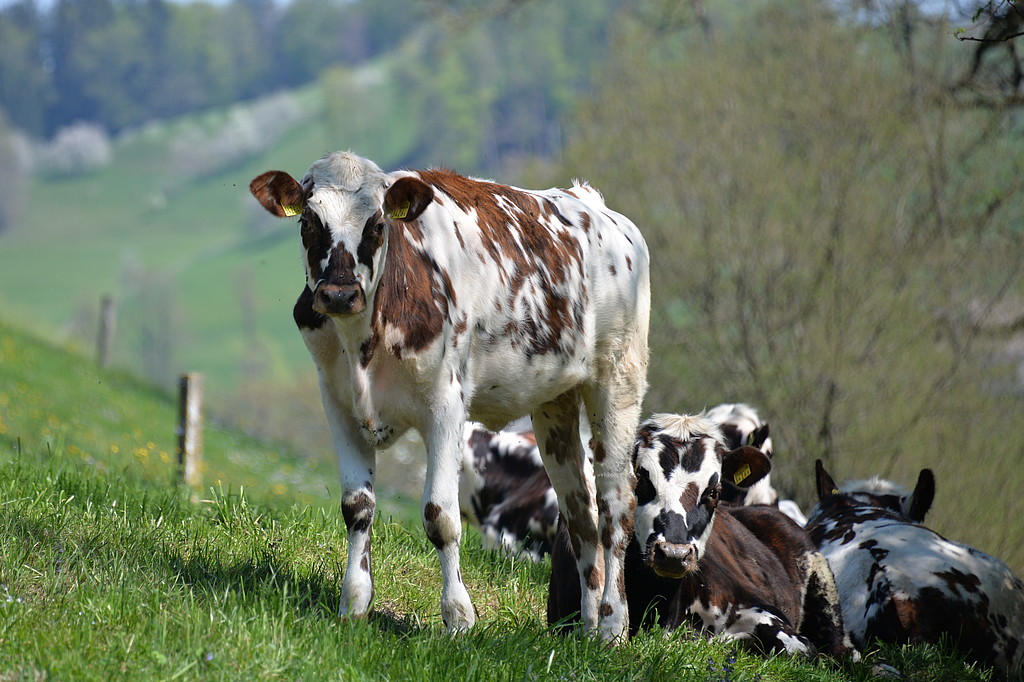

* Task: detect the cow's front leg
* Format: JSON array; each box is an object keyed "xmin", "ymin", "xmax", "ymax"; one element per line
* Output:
[
  {"xmin": 315, "ymin": 366, "xmax": 377, "ymax": 619},
  {"xmin": 422, "ymin": 400, "xmax": 475, "ymax": 631},
  {"xmin": 339, "ymin": 445, "xmax": 376, "ymax": 618}
]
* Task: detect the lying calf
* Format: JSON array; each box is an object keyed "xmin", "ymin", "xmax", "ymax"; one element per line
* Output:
[
  {"xmin": 807, "ymin": 460, "xmax": 1024, "ymax": 677},
  {"xmin": 548, "ymin": 413, "xmax": 853, "ymax": 658},
  {"xmin": 460, "ymin": 403, "xmax": 787, "ymax": 560}
]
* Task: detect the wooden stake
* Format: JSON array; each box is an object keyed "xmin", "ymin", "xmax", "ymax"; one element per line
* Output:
[
  {"xmin": 96, "ymin": 295, "xmax": 115, "ymax": 368},
  {"xmin": 177, "ymin": 372, "xmax": 203, "ymax": 489}
]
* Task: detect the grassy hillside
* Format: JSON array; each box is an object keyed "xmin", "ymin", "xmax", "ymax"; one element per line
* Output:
[
  {"xmin": 0, "ymin": 324, "xmax": 996, "ymax": 680},
  {"xmin": 0, "ymin": 318, "xmax": 425, "ymax": 515}
]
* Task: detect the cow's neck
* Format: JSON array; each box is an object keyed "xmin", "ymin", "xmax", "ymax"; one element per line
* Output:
[{"xmin": 329, "ymin": 309, "xmax": 397, "ymax": 447}]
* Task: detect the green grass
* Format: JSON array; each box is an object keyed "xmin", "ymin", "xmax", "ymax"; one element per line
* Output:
[
  {"xmin": 0, "ymin": 443, "xmax": 998, "ymax": 681},
  {"xmin": 0, "ymin": 318, "xmax": 1001, "ymax": 680}
]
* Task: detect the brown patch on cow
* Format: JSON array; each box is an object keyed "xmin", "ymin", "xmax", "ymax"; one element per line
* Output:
[
  {"xmin": 342, "ymin": 491, "xmax": 374, "ymax": 533},
  {"xmin": 360, "ymin": 333, "xmax": 378, "ymax": 367},
  {"xmin": 416, "ymin": 169, "xmax": 587, "ymax": 356},
  {"xmin": 625, "ymin": 256, "xmax": 632, "ymax": 272},
  {"xmin": 679, "ymin": 482, "xmax": 700, "ymax": 510},
  {"xmin": 372, "ymin": 221, "xmax": 450, "ymax": 354},
  {"xmin": 584, "ymin": 564, "xmax": 601, "ymax": 591},
  {"xmin": 543, "ymin": 421, "xmax": 580, "ymax": 467},
  {"xmin": 593, "ymin": 441, "xmax": 607, "ymax": 464},
  {"xmin": 609, "ymin": 264, "xmax": 617, "ymax": 276},
  {"xmin": 424, "ymin": 502, "xmax": 442, "ymax": 523},
  {"xmin": 600, "ymin": 603, "xmax": 613, "ymax": 618}
]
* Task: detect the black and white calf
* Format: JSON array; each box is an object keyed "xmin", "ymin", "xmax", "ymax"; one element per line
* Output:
[
  {"xmin": 251, "ymin": 152, "xmax": 650, "ymax": 639},
  {"xmin": 548, "ymin": 414, "xmax": 852, "ymax": 658},
  {"xmin": 704, "ymin": 403, "xmax": 775, "ymax": 506},
  {"xmin": 460, "ymin": 403, "xmax": 787, "ymax": 560},
  {"xmin": 459, "ymin": 422, "xmax": 561, "ymax": 561},
  {"xmin": 808, "ymin": 461, "xmax": 1024, "ymax": 677}
]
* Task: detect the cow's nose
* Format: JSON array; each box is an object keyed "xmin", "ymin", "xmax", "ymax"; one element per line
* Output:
[
  {"xmin": 315, "ymin": 284, "xmax": 364, "ymax": 315},
  {"xmin": 651, "ymin": 540, "xmax": 696, "ymax": 578}
]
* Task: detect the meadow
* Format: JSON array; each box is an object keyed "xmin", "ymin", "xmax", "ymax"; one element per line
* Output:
[{"xmin": 0, "ymin": 306, "xmax": 1001, "ymax": 681}]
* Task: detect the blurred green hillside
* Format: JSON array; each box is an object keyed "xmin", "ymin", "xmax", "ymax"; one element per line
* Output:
[{"xmin": 2, "ymin": 0, "xmax": 1024, "ymax": 577}]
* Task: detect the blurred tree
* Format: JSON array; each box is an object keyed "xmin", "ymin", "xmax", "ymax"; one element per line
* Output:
[
  {"xmin": 564, "ymin": 0, "xmax": 1024, "ymax": 506},
  {"xmin": 0, "ymin": 2, "xmax": 53, "ymax": 137},
  {"xmin": 0, "ymin": 109, "xmax": 28, "ymax": 233}
]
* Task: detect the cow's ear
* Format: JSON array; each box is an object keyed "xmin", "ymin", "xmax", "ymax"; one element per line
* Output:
[
  {"xmin": 721, "ymin": 445, "xmax": 771, "ymax": 488},
  {"xmin": 905, "ymin": 469, "xmax": 935, "ymax": 523},
  {"xmin": 748, "ymin": 423, "xmax": 771, "ymax": 453},
  {"xmin": 250, "ymin": 171, "xmax": 306, "ymax": 217},
  {"xmin": 383, "ymin": 177, "xmax": 434, "ymax": 222},
  {"xmin": 815, "ymin": 459, "xmax": 840, "ymax": 500}
]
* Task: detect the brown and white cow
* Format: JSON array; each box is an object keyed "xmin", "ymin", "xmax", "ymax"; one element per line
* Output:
[
  {"xmin": 808, "ymin": 461, "xmax": 1024, "ymax": 677},
  {"xmin": 250, "ymin": 152, "xmax": 650, "ymax": 639},
  {"xmin": 548, "ymin": 414, "xmax": 853, "ymax": 658}
]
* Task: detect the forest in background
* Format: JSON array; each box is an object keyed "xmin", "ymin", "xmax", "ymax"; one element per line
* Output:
[{"xmin": 2, "ymin": 0, "xmax": 1024, "ymax": 569}]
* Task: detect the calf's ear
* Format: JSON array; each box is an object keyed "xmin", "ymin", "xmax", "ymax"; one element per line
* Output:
[
  {"xmin": 905, "ymin": 469, "xmax": 935, "ymax": 522},
  {"xmin": 748, "ymin": 423, "xmax": 771, "ymax": 453},
  {"xmin": 721, "ymin": 445, "xmax": 771, "ymax": 488},
  {"xmin": 250, "ymin": 171, "xmax": 306, "ymax": 217},
  {"xmin": 384, "ymin": 177, "xmax": 434, "ymax": 222},
  {"xmin": 815, "ymin": 459, "xmax": 840, "ymax": 500}
]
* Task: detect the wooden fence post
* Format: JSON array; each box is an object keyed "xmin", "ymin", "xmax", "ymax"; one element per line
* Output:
[
  {"xmin": 177, "ymin": 372, "xmax": 204, "ymax": 490},
  {"xmin": 96, "ymin": 295, "xmax": 116, "ymax": 368}
]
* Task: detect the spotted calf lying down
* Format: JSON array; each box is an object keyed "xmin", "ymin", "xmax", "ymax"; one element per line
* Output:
[
  {"xmin": 548, "ymin": 414, "xmax": 853, "ymax": 658},
  {"xmin": 461, "ymin": 404, "xmax": 785, "ymax": 560},
  {"xmin": 807, "ymin": 461, "xmax": 1024, "ymax": 677},
  {"xmin": 459, "ymin": 422, "xmax": 560, "ymax": 561}
]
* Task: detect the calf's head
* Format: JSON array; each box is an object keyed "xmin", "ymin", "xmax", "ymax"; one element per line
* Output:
[
  {"xmin": 632, "ymin": 413, "xmax": 772, "ymax": 578},
  {"xmin": 813, "ymin": 459, "xmax": 935, "ymax": 523},
  {"xmin": 249, "ymin": 152, "xmax": 435, "ymax": 317}
]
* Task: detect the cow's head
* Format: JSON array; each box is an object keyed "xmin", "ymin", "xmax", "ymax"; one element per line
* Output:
[
  {"xmin": 705, "ymin": 403, "xmax": 777, "ymax": 506},
  {"xmin": 813, "ymin": 459, "xmax": 935, "ymax": 523},
  {"xmin": 249, "ymin": 152, "xmax": 435, "ymax": 317},
  {"xmin": 632, "ymin": 413, "xmax": 772, "ymax": 578}
]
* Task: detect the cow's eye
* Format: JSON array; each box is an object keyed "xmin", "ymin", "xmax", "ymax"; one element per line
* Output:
[
  {"xmin": 704, "ymin": 486, "xmax": 720, "ymax": 506},
  {"xmin": 373, "ymin": 221, "xmax": 385, "ymax": 237}
]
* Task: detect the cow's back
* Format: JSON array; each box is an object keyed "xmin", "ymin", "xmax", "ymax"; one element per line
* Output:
[
  {"xmin": 810, "ymin": 511, "xmax": 1024, "ymax": 674},
  {"xmin": 400, "ymin": 170, "xmax": 648, "ymax": 428}
]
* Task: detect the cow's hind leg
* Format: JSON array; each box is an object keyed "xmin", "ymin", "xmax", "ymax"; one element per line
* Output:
[
  {"xmin": 533, "ymin": 390, "xmax": 602, "ymax": 632},
  {"xmin": 583, "ymin": 351, "xmax": 646, "ymax": 642},
  {"xmin": 422, "ymin": 397, "xmax": 476, "ymax": 631}
]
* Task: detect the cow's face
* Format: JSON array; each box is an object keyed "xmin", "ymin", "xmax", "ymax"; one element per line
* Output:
[
  {"xmin": 249, "ymin": 153, "xmax": 435, "ymax": 317},
  {"xmin": 632, "ymin": 414, "xmax": 771, "ymax": 579}
]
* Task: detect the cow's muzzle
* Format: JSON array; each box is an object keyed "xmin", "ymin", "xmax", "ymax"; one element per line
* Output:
[
  {"xmin": 313, "ymin": 282, "xmax": 366, "ymax": 316},
  {"xmin": 649, "ymin": 540, "xmax": 698, "ymax": 579}
]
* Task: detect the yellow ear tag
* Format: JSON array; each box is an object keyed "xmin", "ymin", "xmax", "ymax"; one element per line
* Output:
[
  {"xmin": 733, "ymin": 463, "xmax": 752, "ymax": 486},
  {"xmin": 831, "ymin": 488, "xmax": 840, "ymax": 495},
  {"xmin": 389, "ymin": 201, "xmax": 410, "ymax": 220},
  {"xmin": 282, "ymin": 204, "xmax": 302, "ymax": 217}
]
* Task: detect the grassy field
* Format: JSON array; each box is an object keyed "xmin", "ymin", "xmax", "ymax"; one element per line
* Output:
[{"xmin": 0, "ymin": 319, "xmax": 1001, "ymax": 680}]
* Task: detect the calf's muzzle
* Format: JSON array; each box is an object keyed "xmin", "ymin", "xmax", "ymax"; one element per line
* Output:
[
  {"xmin": 314, "ymin": 282, "xmax": 366, "ymax": 315},
  {"xmin": 650, "ymin": 540, "xmax": 697, "ymax": 579}
]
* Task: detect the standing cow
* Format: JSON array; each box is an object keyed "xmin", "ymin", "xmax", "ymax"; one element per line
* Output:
[
  {"xmin": 249, "ymin": 152, "xmax": 650, "ymax": 639},
  {"xmin": 808, "ymin": 460, "xmax": 1024, "ymax": 677}
]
